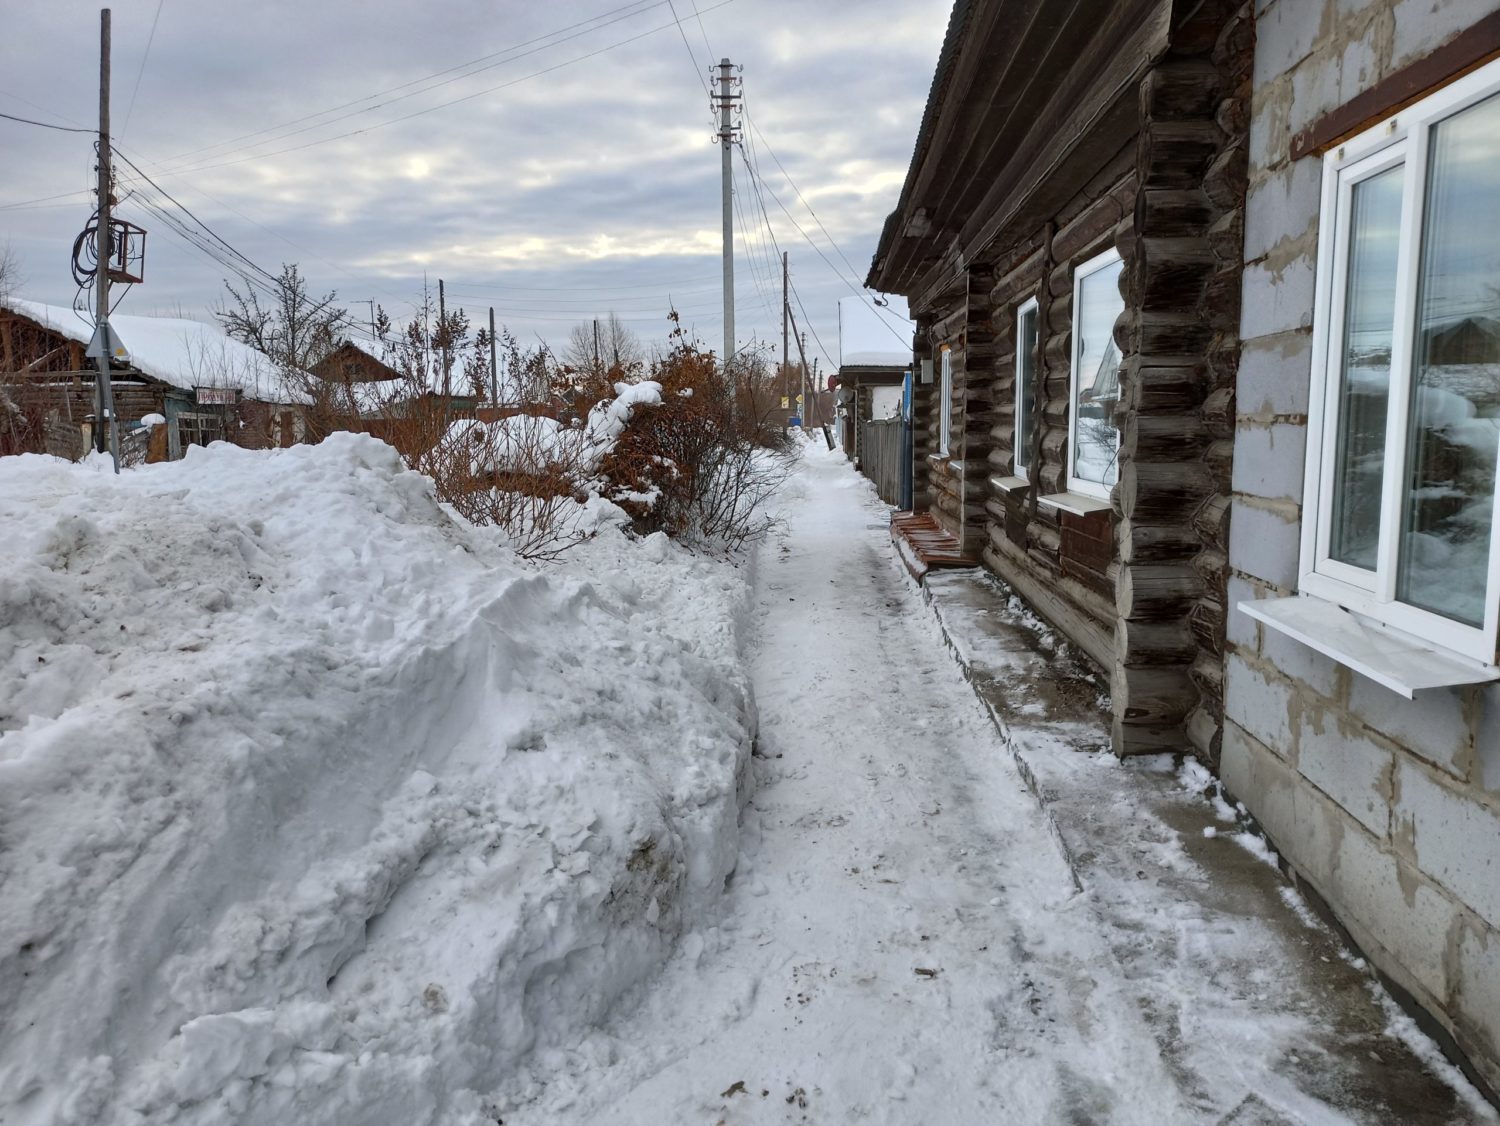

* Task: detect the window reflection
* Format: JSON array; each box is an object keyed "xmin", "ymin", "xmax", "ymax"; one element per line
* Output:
[
  {"xmin": 1399, "ymin": 93, "xmax": 1500, "ymax": 627},
  {"xmin": 1074, "ymin": 257, "xmax": 1124, "ymax": 489},
  {"xmin": 1330, "ymin": 165, "xmax": 1403, "ymax": 570}
]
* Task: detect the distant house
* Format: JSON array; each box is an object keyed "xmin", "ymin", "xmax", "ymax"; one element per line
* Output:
[
  {"xmin": 0, "ymin": 298, "xmax": 306, "ymax": 460},
  {"xmin": 835, "ymin": 296, "xmax": 914, "ymax": 503},
  {"xmin": 308, "ymin": 340, "xmax": 408, "ymax": 431}
]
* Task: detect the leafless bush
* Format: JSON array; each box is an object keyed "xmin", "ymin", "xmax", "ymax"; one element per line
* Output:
[{"xmin": 596, "ymin": 323, "xmax": 793, "ymax": 552}]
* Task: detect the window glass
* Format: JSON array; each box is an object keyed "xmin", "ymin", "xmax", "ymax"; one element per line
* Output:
[
  {"xmin": 1073, "ymin": 258, "xmax": 1123, "ymax": 489},
  {"xmin": 1398, "ymin": 93, "xmax": 1500, "ymax": 627},
  {"xmin": 1329, "ymin": 165, "xmax": 1404, "ymax": 570},
  {"xmin": 1016, "ymin": 303, "xmax": 1038, "ymax": 474},
  {"xmin": 939, "ymin": 348, "xmax": 952, "ymax": 456}
]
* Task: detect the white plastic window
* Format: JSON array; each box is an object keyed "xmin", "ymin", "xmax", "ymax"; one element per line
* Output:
[
  {"xmin": 1068, "ymin": 249, "xmax": 1124, "ymax": 498},
  {"xmin": 938, "ymin": 346, "xmax": 953, "ymax": 456},
  {"xmin": 1015, "ymin": 298, "xmax": 1039, "ymax": 478},
  {"xmin": 1302, "ymin": 57, "xmax": 1500, "ymax": 665}
]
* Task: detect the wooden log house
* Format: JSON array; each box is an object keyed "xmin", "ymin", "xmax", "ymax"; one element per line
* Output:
[
  {"xmin": 869, "ymin": 0, "xmax": 1252, "ymax": 758},
  {"xmin": 0, "ymin": 299, "xmax": 306, "ymax": 460}
]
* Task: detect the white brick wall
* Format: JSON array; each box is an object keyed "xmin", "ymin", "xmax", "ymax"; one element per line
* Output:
[
  {"xmin": 1228, "ymin": 499, "xmax": 1302, "ymax": 590},
  {"xmin": 1298, "ymin": 711, "xmax": 1393, "ymax": 836},
  {"xmin": 1232, "ymin": 422, "xmax": 1308, "ymax": 503},
  {"xmin": 1238, "ymin": 331, "xmax": 1312, "ymax": 417},
  {"xmin": 1224, "ymin": 655, "xmax": 1297, "ymax": 757},
  {"xmin": 1394, "ymin": 760, "xmax": 1500, "ymax": 930}
]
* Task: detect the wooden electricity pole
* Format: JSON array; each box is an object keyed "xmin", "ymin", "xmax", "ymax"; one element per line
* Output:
[
  {"xmin": 489, "ymin": 306, "xmax": 498, "ymax": 405},
  {"xmin": 93, "ymin": 8, "xmax": 119, "ymax": 470},
  {"xmin": 437, "ymin": 278, "xmax": 450, "ymax": 397},
  {"xmin": 782, "ymin": 251, "xmax": 790, "ymax": 420}
]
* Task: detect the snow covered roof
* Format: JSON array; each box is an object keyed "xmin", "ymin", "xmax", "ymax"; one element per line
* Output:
[
  {"xmin": 3, "ymin": 298, "xmax": 307, "ymax": 404},
  {"xmin": 838, "ymin": 296, "xmax": 914, "ymax": 369}
]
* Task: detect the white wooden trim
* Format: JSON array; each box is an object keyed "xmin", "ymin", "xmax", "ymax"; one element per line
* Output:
[{"xmin": 1066, "ymin": 248, "xmax": 1122, "ymax": 500}]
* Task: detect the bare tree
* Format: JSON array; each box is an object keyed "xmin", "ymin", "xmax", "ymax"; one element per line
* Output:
[
  {"xmin": 216, "ymin": 264, "xmax": 345, "ymax": 391},
  {"xmin": 562, "ymin": 312, "xmax": 643, "ymax": 375},
  {"xmin": 0, "ymin": 242, "xmax": 20, "ymax": 304}
]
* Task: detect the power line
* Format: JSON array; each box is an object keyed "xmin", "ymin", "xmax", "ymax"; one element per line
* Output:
[
  {"xmin": 0, "ymin": 110, "xmax": 94, "ymax": 134},
  {"xmin": 111, "ymin": 147, "xmax": 279, "ymax": 287},
  {"xmin": 735, "ymin": 142, "xmax": 908, "ymax": 349},
  {"xmin": 790, "ymin": 280, "xmax": 835, "ymax": 371},
  {"xmin": 121, "ymin": 0, "xmax": 165, "ymax": 137},
  {"xmin": 665, "ymin": 0, "xmax": 711, "ymax": 98},
  {"xmin": 689, "ymin": 0, "xmax": 717, "ymax": 62},
  {"xmin": 153, "ymin": 0, "xmax": 736, "ymax": 178},
  {"xmin": 0, "ymin": 188, "xmax": 93, "ymax": 211},
  {"xmin": 742, "ymin": 104, "xmax": 868, "ymax": 290},
  {"xmin": 157, "ymin": 1, "xmax": 666, "ymax": 170}
]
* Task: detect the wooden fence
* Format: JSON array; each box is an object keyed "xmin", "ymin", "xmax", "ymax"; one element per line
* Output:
[{"xmin": 858, "ymin": 416, "xmax": 902, "ymax": 506}]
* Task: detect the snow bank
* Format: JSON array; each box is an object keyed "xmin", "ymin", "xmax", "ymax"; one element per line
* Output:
[{"xmin": 0, "ymin": 434, "xmax": 754, "ymax": 1125}]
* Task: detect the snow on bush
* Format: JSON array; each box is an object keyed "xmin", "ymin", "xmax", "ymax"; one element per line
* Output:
[{"xmin": 0, "ymin": 433, "xmax": 755, "ymax": 1125}]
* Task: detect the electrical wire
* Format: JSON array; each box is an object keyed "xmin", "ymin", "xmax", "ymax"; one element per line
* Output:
[
  {"xmin": 736, "ymin": 142, "xmax": 908, "ymax": 349},
  {"xmin": 0, "ymin": 188, "xmax": 93, "ymax": 211},
  {"xmin": 157, "ymin": 0, "xmax": 665, "ymax": 167},
  {"xmin": 743, "ymin": 104, "xmax": 869, "ymax": 290},
  {"xmin": 112, "ymin": 148, "xmax": 279, "ymax": 288},
  {"xmin": 153, "ymin": 0, "xmax": 736, "ymax": 178},
  {"xmin": 665, "ymin": 0, "xmax": 711, "ymax": 99},
  {"xmin": 0, "ymin": 110, "xmax": 94, "ymax": 134},
  {"xmin": 121, "ymin": 0, "xmax": 165, "ymax": 137}
]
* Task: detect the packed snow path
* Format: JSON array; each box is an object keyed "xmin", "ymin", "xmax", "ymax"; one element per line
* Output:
[{"xmin": 506, "ymin": 444, "xmax": 1494, "ymax": 1126}]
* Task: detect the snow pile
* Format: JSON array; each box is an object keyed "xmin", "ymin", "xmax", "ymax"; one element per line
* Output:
[
  {"xmin": 0, "ymin": 433, "xmax": 754, "ymax": 1125},
  {"xmin": 443, "ymin": 382, "xmax": 663, "ymax": 481},
  {"xmin": 3, "ymin": 298, "xmax": 307, "ymax": 403}
]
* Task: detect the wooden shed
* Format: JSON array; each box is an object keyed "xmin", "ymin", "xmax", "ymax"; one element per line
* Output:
[{"xmin": 869, "ymin": 0, "xmax": 1252, "ymax": 758}]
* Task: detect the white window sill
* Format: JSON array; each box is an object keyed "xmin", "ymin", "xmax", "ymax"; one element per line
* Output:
[
  {"xmin": 990, "ymin": 474, "xmax": 1030, "ymax": 495},
  {"xmin": 1037, "ymin": 491, "xmax": 1112, "ymax": 517},
  {"xmin": 1238, "ymin": 595, "xmax": 1500, "ymax": 698}
]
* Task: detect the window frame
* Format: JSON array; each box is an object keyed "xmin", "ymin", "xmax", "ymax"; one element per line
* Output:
[
  {"xmin": 938, "ymin": 345, "xmax": 953, "ymax": 457},
  {"xmin": 1301, "ymin": 56, "xmax": 1500, "ymax": 666},
  {"xmin": 1067, "ymin": 248, "xmax": 1124, "ymax": 500},
  {"xmin": 1014, "ymin": 297, "xmax": 1039, "ymax": 479}
]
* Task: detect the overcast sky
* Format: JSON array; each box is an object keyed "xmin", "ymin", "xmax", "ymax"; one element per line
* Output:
[{"xmin": 0, "ymin": 0, "xmax": 946, "ymax": 373}]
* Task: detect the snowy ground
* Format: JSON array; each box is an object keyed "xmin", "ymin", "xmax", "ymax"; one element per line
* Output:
[
  {"xmin": 0, "ymin": 436, "xmax": 754, "ymax": 1125},
  {"xmin": 497, "ymin": 441, "xmax": 1498, "ymax": 1125},
  {"xmin": 5, "ymin": 436, "xmax": 1494, "ymax": 1125}
]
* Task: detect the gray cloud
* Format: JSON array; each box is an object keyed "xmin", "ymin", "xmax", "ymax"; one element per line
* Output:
[{"xmin": 0, "ymin": 0, "xmax": 946, "ymax": 369}]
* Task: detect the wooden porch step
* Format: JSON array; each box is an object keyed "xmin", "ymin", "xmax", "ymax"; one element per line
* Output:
[{"xmin": 890, "ymin": 511, "xmax": 979, "ymax": 581}]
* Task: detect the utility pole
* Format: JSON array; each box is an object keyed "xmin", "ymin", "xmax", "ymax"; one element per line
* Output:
[
  {"xmin": 714, "ymin": 58, "xmax": 740, "ymax": 372},
  {"xmin": 801, "ymin": 330, "xmax": 811, "ymax": 424},
  {"xmin": 489, "ymin": 306, "xmax": 498, "ymax": 405},
  {"xmin": 593, "ymin": 317, "xmax": 601, "ymax": 373},
  {"xmin": 782, "ymin": 251, "xmax": 790, "ymax": 421},
  {"xmin": 437, "ymin": 278, "xmax": 450, "ymax": 398},
  {"xmin": 367, "ymin": 299, "xmax": 377, "ymax": 342},
  {"xmin": 93, "ymin": 8, "xmax": 119, "ymax": 471}
]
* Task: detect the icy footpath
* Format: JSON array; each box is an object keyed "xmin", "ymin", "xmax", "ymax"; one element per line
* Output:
[{"xmin": 0, "ymin": 434, "xmax": 755, "ymax": 1125}]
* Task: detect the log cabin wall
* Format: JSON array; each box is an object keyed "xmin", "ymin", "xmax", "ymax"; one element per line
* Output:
[
  {"xmin": 980, "ymin": 153, "xmax": 1136, "ymax": 676},
  {"xmin": 918, "ymin": 281, "xmax": 990, "ymax": 554},
  {"xmin": 871, "ymin": 0, "xmax": 1251, "ymax": 759},
  {"xmin": 1113, "ymin": 1, "xmax": 1251, "ymax": 758}
]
